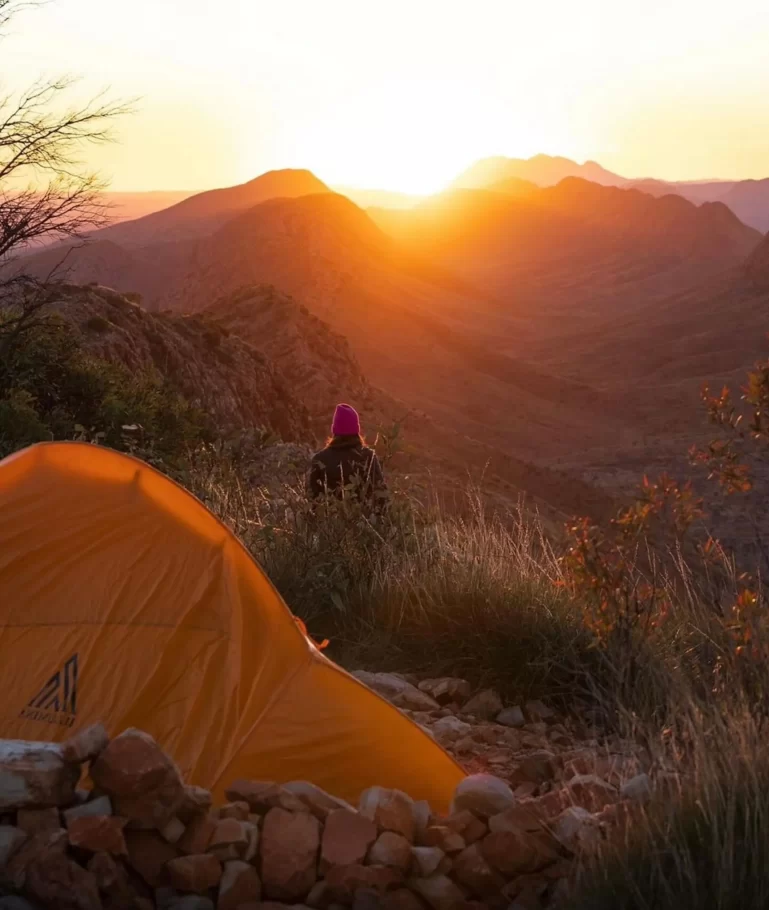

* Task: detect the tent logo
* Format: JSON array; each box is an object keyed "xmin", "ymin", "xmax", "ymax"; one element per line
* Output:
[{"xmin": 20, "ymin": 653, "xmax": 78, "ymax": 728}]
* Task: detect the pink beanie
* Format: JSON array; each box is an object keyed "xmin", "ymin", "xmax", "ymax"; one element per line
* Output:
[{"xmin": 332, "ymin": 403, "xmax": 361, "ymax": 436}]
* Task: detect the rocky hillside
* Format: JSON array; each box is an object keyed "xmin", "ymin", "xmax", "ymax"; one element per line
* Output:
[
  {"xmin": 450, "ymin": 155, "xmax": 624, "ymax": 189},
  {"xmin": 205, "ymin": 285, "xmax": 382, "ymax": 435},
  {"xmin": 0, "ymin": 675, "xmax": 664, "ymax": 910},
  {"xmin": 42, "ymin": 284, "xmax": 311, "ymax": 440},
  {"xmin": 379, "ymin": 180, "xmax": 762, "ymax": 326},
  {"xmin": 95, "ymin": 169, "xmax": 331, "ymax": 248}
]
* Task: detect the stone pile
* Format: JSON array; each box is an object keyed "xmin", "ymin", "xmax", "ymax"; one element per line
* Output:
[
  {"xmin": 0, "ymin": 676, "xmax": 666, "ymax": 910},
  {"xmin": 0, "ymin": 725, "xmax": 572, "ymax": 910},
  {"xmin": 354, "ymin": 674, "xmax": 665, "ymax": 853}
]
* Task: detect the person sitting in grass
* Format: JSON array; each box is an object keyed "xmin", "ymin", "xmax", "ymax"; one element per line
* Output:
[{"xmin": 307, "ymin": 403, "xmax": 386, "ymax": 506}]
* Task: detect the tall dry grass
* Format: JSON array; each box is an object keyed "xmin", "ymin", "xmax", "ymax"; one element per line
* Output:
[
  {"xmin": 575, "ymin": 708, "xmax": 769, "ymax": 909},
  {"xmin": 183, "ymin": 447, "xmax": 767, "ymax": 718},
  {"xmin": 186, "ymin": 448, "xmax": 599, "ymax": 699},
  {"xmin": 185, "ymin": 445, "xmax": 769, "ymax": 908}
]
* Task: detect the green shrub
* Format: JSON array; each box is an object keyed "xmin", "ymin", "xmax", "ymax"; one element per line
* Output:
[
  {"xmin": 0, "ymin": 389, "xmax": 50, "ymax": 450},
  {"xmin": 0, "ymin": 316, "xmax": 207, "ymax": 462}
]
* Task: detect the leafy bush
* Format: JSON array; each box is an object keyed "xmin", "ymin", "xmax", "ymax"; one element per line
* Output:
[
  {"xmin": 0, "ymin": 389, "xmax": 50, "ymax": 449},
  {"xmin": 0, "ymin": 314, "xmax": 207, "ymax": 462}
]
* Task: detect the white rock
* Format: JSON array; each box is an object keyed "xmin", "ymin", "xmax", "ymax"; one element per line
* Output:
[
  {"xmin": 0, "ymin": 740, "xmax": 79, "ymax": 811},
  {"xmin": 284, "ymin": 780, "xmax": 355, "ymax": 814},
  {"xmin": 62, "ymin": 724, "xmax": 110, "ymax": 764},
  {"xmin": 411, "ymin": 874, "xmax": 466, "ymax": 910},
  {"xmin": 553, "ymin": 806, "xmax": 600, "ymax": 853},
  {"xmin": 352, "ymin": 671, "xmax": 440, "ymax": 712},
  {"xmin": 160, "ymin": 816, "xmax": 185, "ymax": 844},
  {"xmin": 496, "ymin": 706, "xmax": 525, "ymax": 728},
  {"xmin": 367, "ymin": 831, "xmax": 412, "ymax": 872},
  {"xmin": 62, "ymin": 795, "xmax": 113, "ymax": 825},
  {"xmin": 417, "ymin": 678, "xmax": 473, "ymax": 705},
  {"xmin": 553, "ymin": 806, "xmax": 592, "ymax": 842},
  {"xmin": 411, "ymin": 845, "xmax": 445, "ymax": 877},
  {"xmin": 451, "ymin": 774, "xmax": 516, "ymax": 817},
  {"xmin": 430, "ymin": 717, "xmax": 472, "ymax": 744},
  {"xmin": 621, "ymin": 773, "xmax": 652, "ymax": 802},
  {"xmin": 351, "ymin": 671, "xmax": 419, "ymax": 699},
  {"xmin": 462, "ymin": 689, "xmax": 503, "ymax": 720},
  {"xmin": 359, "ymin": 786, "xmax": 416, "ymax": 841}
]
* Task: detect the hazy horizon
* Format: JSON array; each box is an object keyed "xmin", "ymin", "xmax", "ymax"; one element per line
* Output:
[
  {"xmin": 5, "ymin": 0, "xmax": 769, "ymax": 195},
  {"xmin": 96, "ymin": 155, "xmax": 769, "ymax": 198}
]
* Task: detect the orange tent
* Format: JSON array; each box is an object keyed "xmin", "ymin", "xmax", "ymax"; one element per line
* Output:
[{"xmin": 0, "ymin": 442, "xmax": 464, "ymax": 810}]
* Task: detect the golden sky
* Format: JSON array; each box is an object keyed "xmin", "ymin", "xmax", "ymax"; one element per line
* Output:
[{"xmin": 6, "ymin": 0, "xmax": 769, "ymax": 193}]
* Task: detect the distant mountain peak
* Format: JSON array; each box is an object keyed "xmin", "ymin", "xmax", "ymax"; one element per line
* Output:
[
  {"xmin": 449, "ymin": 154, "xmax": 625, "ymax": 190},
  {"xmin": 240, "ymin": 167, "xmax": 329, "ymax": 191},
  {"xmin": 93, "ymin": 168, "xmax": 330, "ymax": 248}
]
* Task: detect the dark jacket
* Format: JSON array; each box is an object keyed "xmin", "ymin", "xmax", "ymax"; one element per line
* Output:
[{"xmin": 307, "ymin": 436, "xmax": 386, "ymax": 503}]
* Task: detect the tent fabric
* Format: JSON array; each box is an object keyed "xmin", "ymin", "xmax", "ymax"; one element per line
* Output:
[{"xmin": 0, "ymin": 442, "xmax": 464, "ymax": 810}]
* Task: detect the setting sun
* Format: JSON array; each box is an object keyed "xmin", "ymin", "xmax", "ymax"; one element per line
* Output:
[{"xmin": 5, "ymin": 0, "xmax": 769, "ymax": 192}]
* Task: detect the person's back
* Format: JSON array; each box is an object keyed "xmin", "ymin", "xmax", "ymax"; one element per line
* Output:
[{"xmin": 307, "ymin": 404, "xmax": 386, "ymax": 504}]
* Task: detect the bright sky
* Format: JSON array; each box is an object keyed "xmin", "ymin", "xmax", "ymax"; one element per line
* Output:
[{"xmin": 5, "ymin": 0, "xmax": 769, "ymax": 193}]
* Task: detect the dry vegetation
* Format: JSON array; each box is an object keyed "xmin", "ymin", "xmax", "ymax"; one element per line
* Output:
[
  {"xmin": 4, "ymin": 282, "xmax": 769, "ymax": 906},
  {"xmin": 177, "ymin": 352, "xmax": 769, "ymax": 910}
]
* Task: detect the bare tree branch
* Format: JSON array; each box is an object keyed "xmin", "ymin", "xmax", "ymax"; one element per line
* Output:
[
  {"xmin": 0, "ymin": 0, "xmax": 132, "ymax": 291},
  {"xmin": 0, "ymin": 1, "xmax": 44, "ymax": 33}
]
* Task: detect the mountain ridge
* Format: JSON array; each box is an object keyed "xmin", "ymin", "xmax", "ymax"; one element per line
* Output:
[
  {"xmin": 450, "ymin": 154, "xmax": 626, "ymax": 190},
  {"xmin": 93, "ymin": 168, "xmax": 331, "ymax": 248}
]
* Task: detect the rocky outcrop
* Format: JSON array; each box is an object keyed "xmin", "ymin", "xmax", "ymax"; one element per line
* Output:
[
  {"xmin": 29, "ymin": 284, "xmax": 312, "ymax": 442},
  {"xmin": 0, "ymin": 679, "xmax": 673, "ymax": 910},
  {"xmin": 0, "ymin": 725, "xmax": 574, "ymax": 910},
  {"xmin": 207, "ymin": 286, "xmax": 374, "ymax": 434},
  {"xmin": 0, "ymin": 742, "xmax": 79, "ymax": 812}
]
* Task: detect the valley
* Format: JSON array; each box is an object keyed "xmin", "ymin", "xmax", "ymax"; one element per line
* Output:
[{"xmin": 10, "ymin": 157, "xmax": 769, "ymax": 544}]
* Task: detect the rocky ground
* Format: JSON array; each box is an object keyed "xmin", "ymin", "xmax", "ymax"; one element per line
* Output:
[{"xmin": 0, "ymin": 676, "xmax": 674, "ymax": 910}]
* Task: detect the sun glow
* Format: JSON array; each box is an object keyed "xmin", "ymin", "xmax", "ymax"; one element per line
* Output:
[{"xmin": 4, "ymin": 0, "xmax": 769, "ymax": 193}]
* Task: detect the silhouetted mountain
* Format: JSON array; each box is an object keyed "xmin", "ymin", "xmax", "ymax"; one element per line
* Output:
[
  {"xmin": 206, "ymin": 285, "xmax": 374, "ymax": 432},
  {"xmin": 454, "ymin": 156, "xmax": 769, "ymax": 232},
  {"xmin": 625, "ymin": 177, "xmax": 769, "ymax": 232},
  {"xmin": 378, "ymin": 179, "xmax": 761, "ymax": 333},
  {"xmin": 94, "ymin": 169, "xmax": 330, "ymax": 248},
  {"xmin": 451, "ymin": 154, "xmax": 624, "ymax": 189},
  {"xmin": 719, "ymin": 180, "xmax": 769, "ymax": 233},
  {"xmin": 16, "ymin": 187, "xmax": 622, "ymax": 517}
]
